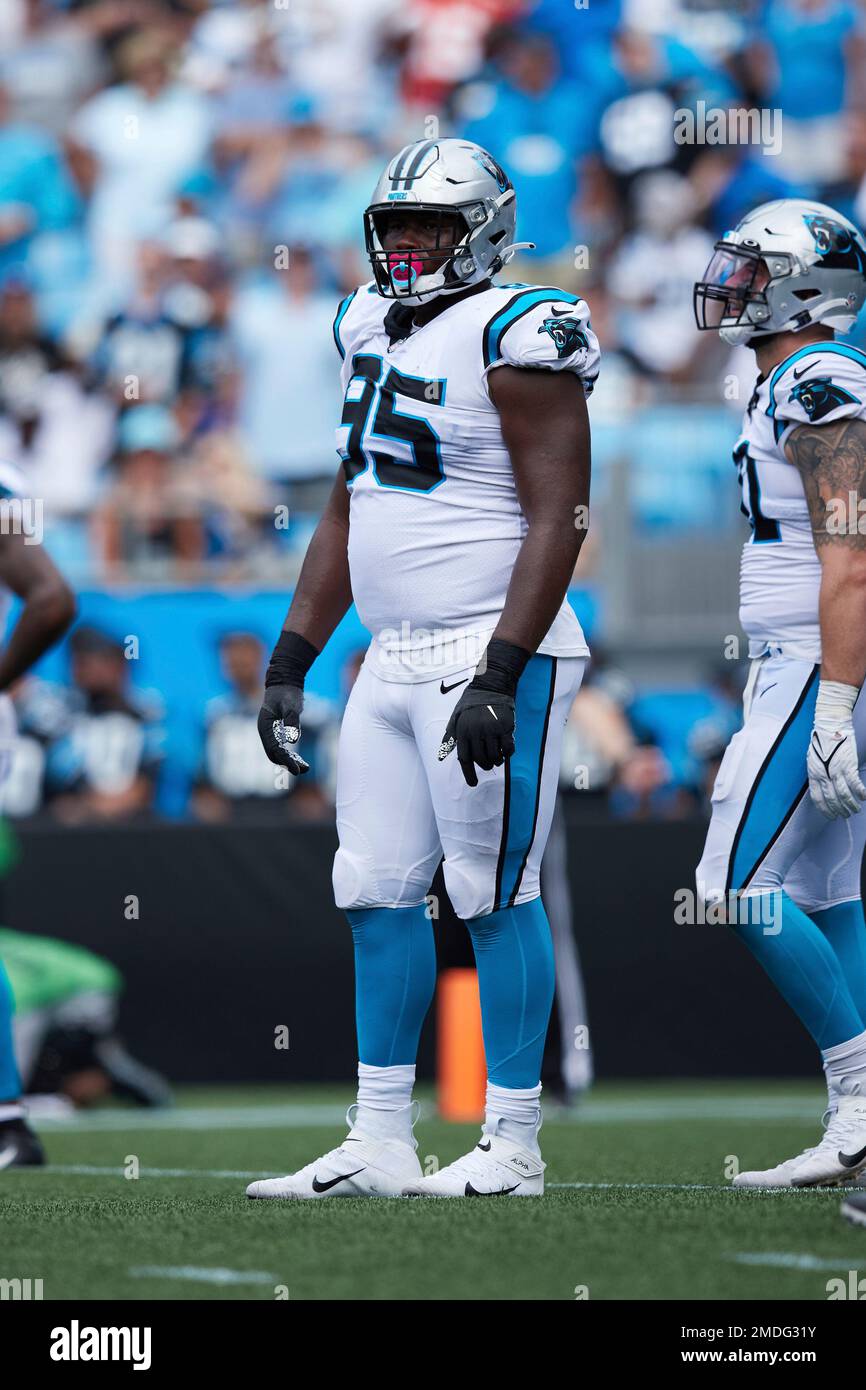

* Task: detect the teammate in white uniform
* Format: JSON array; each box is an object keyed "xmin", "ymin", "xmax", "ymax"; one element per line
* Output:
[
  {"xmin": 247, "ymin": 138, "xmax": 599, "ymax": 1199},
  {"xmin": 694, "ymin": 199, "xmax": 866, "ymax": 1187},
  {"xmin": 0, "ymin": 459, "xmax": 76, "ymax": 1168}
]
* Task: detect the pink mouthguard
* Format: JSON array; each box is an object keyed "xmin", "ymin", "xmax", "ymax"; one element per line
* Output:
[{"xmin": 387, "ymin": 253, "xmax": 424, "ymax": 285}]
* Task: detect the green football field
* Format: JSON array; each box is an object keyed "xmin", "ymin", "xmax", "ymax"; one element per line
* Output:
[{"xmin": 3, "ymin": 1081, "xmax": 865, "ymax": 1302}]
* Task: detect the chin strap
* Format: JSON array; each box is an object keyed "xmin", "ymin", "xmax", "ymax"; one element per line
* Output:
[{"xmin": 498, "ymin": 241, "xmax": 536, "ymax": 266}]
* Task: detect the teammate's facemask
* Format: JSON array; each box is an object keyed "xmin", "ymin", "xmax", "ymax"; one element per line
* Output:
[
  {"xmin": 365, "ymin": 206, "xmax": 472, "ymax": 301},
  {"xmin": 693, "ymin": 243, "xmax": 773, "ymax": 332}
]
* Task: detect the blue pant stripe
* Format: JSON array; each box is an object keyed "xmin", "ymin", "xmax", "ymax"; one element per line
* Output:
[
  {"xmin": 727, "ymin": 666, "xmax": 819, "ymax": 893},
  {"xmin": 494, "ymin": 655, "xmax": 556, "ymax": 912}
]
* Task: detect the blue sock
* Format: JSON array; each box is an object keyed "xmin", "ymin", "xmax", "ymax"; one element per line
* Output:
[
  {"xmin": 811, "ymin": 901, "xmax": 866, "ymax": 1025},
  {"xmin": 729, "ymin": 891, "xmax": 864, "ymax": 1049},
  {"xmin": 347, "ymin": 905, "xmax": 437, "ymax": 1067},
  {"xmin": 466, "ymin": 897, "xmax": 555, "ymax": 1089},
  {"xmin": 0, "ymin": 958, "xmax": 21, "ymax": 1102}
]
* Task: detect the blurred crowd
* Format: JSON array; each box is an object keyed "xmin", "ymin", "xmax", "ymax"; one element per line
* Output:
[
  {"xmin": 1, "ymin": 0, "xmax": 865, "ymax": 819},
  {"xmin": 0, "ymin": 621, "xmax": 744, "ymax": 824},
  {"xmin": 2, "ymin": 0, "xmax": 866, "ymax": 582}
]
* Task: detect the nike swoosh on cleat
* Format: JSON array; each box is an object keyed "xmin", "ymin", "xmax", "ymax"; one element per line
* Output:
[
  {"xmin": 839, "ymin": 1144, "xmax": 866, "ymax": 1169},
  {"xmin": 476, "ymin": 1140, "xmax": 491, "ymax": 1151},
  {"xmin": 0, "ymin": 1144, "xmax": 18, "ymax": 1170},
  {"xmin": 311, "ymin": 1168, "xmax": 364, "ymax": 1192},
  {"xmin": 464, "ymin": 1181, "xmax": 520, "ymax": 1196},
  {"xmin": 440, "ymin": 677, "xmax": 469, "ymax": 695}
]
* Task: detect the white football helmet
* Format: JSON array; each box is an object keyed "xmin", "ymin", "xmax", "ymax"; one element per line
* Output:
[
  {"xmin": 694, "ymin": 198, "xmax": 866, "ymax": 346},
  {"xmin": 364, "ymin": 138, "xmax": 532, "ymax": 306}
]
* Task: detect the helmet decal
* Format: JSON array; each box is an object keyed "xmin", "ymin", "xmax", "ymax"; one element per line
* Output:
[
  {"xmin": 471, "ymin": 148, "xmax": 510, "ymax": 193},
  {"xmin": 538, "ymin": 311, "xmax": 588, "ymax": 359},
  {"xmin": 389, "ymin": 140, "xmax": 439, "ymax": 189},
  {"xmin": 803, "ymin": 215, "xmax": 866, "ymax": 275},
  {"xmin": 788, "ymin": 377, "xmax": 860, "ymax": 422}
]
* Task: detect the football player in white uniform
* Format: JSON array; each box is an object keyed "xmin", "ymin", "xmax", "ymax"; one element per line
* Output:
[
  {"xmin": 0, "ymin": 461, "xmax": 76, "ymax": 1167},
  {"xmin": 694, "ymin": 199, "xmax": 866, "ymax": 1187},
  {"xmin": 247, "ymin": 138, "xmax": 599, "ymax": 1199}
]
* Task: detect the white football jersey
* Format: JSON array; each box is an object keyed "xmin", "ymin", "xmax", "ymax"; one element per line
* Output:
[
  {"xmin": 332, "ymin": 281, "xmax": 600, "ymax": 681},
  {"xmin": 734, "ymin": 341, "xmax": 866, "ymax": 660}
]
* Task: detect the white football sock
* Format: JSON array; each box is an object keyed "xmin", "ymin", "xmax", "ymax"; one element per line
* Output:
[
  {"xmin": 483, "ymin": 1082, "xmax": 543, "ymax": 1155},
  {"xmin": 822, "ymin": 1028, "xmax": 866, "ymax": 1106},
  {"xmin": 354, "ymin": 1062, "xmax": 416, "ymax": 1145},
  {"xmin": 0, "ymin": 1103, "xmax": 24, "ymax": 1122}
]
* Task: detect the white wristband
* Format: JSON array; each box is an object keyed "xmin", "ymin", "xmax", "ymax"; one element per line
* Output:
[{"xmin": 815, "ymin": 679, "xmax": 860, "ymax": 724}]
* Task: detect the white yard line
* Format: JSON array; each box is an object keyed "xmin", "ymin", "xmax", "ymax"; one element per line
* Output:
[
  {"xmin": 548, "ymin": 1182, "xmax": 836, "ymax": 1193},
  {"xmin": 727, "ymin": 1253, "xmax": 858, "ymax": 1271},
  {"xmin": 30, "ymin": 1096, "xmax": 823, "ymax": 1135},
  {"xmin": 39, "ymin": 1164, "xmax": 271, "ymax": 1179},
  {"xmin": 129, "ymin": 1266, "xmax": 278, "ymax": 1286}
]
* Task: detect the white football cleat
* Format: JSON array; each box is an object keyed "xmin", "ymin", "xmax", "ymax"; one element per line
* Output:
[
  {"xmin": 733, "ymin": 1095, "xmax": 866, "ymax": 1189},
  {"xmin": 246, "ymin": 1121, "xmax": 422, "ymax": 1200},
  {"xmin": 402, "ymin": 1133, "xmax": 545, "ymax": 1198}
]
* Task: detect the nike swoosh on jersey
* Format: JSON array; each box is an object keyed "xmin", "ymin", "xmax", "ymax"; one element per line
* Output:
[
  {"xmin": 311, "ymin": 1168, "xmax": 365, "ymax": 1192},
  {"xmin": 464, "ymin": 1181, "xmax": 520, "ymax": 1196},
  {"xmin": 440, "ymin": 677, "xmax": 469, "ymax": 695},
  {"xmin": 839, "ymin": 1144, "xmax": 866, "ymax": 1169},
  {"xmin": 793, "ymin": 362, "xmax": 820, "ymax": 379}
]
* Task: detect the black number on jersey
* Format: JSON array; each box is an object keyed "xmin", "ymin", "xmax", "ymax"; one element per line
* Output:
[
  {"xmin": 340, "ymin": 354, "xmax": 446, "ymax": 492},
  {"xmin": 734, "ymin": 441, "xmax": 781, "ymax": 543}
]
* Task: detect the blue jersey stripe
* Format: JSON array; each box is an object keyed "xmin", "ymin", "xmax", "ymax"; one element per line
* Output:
[
  {"xmin": 332, "ymin": 290, "xmax": 358, "ymax": 360},
  {"xmin": 482, "ymin": 287, "xmax": 579, "ymax": 368}
]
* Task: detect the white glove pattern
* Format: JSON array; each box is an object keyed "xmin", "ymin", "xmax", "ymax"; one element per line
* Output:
[{"xmin": 808, "ymin": 680, "xmax": 866, "ymax": 820}]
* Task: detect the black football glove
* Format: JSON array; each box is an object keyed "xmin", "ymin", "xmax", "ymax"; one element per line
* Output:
[
  {"xmin": 438, "ymin": 685, "xmax": 515, "ymax": 787},
  {"xmin": 437, "ymin": 638, "xmax": 530, "ymax": 787},
  {"xmin": 257, "ymin": 683, "xmax": 309, "ymax": 776},
  {"xmin": 257, "ymin": 630, "xmax": 319, "ymax": 776}
]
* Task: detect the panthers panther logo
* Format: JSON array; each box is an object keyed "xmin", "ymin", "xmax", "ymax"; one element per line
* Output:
[
  {"xmin": 470, "ymin": 148, "xmax": 510, "ymax": 193},
  {"xmin": 803, "ymin": 215, "xmax": 866, "ymax": 275},
  {"xmin": 538, "ymin": 312, "xmax": 588, "ymax": 360},
  {"xmin": 788, "ymin": 376, "xmax": 859, "ymax": 422}
]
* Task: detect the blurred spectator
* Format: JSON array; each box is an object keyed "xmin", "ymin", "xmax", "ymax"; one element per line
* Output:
[
  {"xmin": 231, "ymin": 245, "xmax": 342, "ymax": 504},
  {"xmin": 93, "ymin": 404, "xmax": 204, "ymax": 580},
  {"xmin": 192, "ymin": 630, "xmax": 336, "ymax": 822},
  {"xmin": 2, "ymin": 0, "xmax": 110, "ymax": 134},
  {"xmin": 606, "ymin": 171, "xmax": 715, "ymax": 379},
  {"xmin": 0, "ymin": 278, "xmax": 114, "ymax": 514},
  {"xmin": 0, "ymin": 80, "xmax": 79, "ymax": 279},
  {"xmin": 22, "ymin": 625, "xmax": 166, "ymax": 824},
  {"xmin": 68, "ymin": 27, "xmax": 212, "ymax": 296},
  {"xmin": 90, "ymin": 241, "xmax": 190, "ymax": 407},
  {"xmin": 396, "ymin": 0, "xmax": 524, "ymax": 112},
  {"xmin": 161, "ymin": 217, "xmax": 238, "ymax": 435},
  {"xmin": 560, "ymin": 653, "xmax": 675, "ymax": 818},
  {"xmin": 748, "ymin": 0, "xmax": 866, "ymax": 193},
  {"xmin": 456, "ymin": 29, "xmax": 592, "ymax": 267}
]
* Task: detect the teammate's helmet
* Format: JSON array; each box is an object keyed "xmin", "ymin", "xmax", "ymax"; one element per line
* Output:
[
  {"xmin": 694, "ymin": 198, "xmax": 866, "ymax": 347},
  {"xmin": 364, "ymin": 138, "xmax": 529, "ymax": 306}
]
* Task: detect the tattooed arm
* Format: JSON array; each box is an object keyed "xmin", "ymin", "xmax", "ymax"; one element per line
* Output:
[
  {"xmin": 787, "ymin": 417, "xmax": 866, "ymax": 686},
  {"xmin": 787, "ymin": 418, "xmax": 866, "ymax": 818}
]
